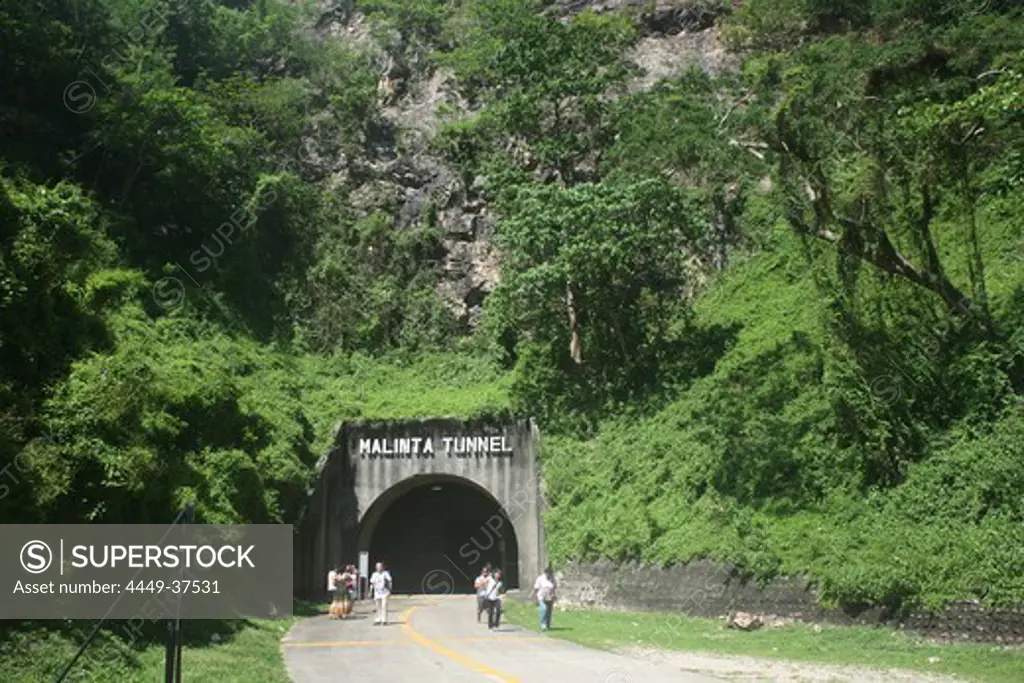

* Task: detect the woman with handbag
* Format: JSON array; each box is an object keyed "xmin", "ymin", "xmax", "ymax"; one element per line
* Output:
[{"xmin": 530, "ymin": 566, "xmax": 557, "ymax": 631}]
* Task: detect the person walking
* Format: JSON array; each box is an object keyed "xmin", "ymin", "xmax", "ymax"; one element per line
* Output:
[
  {"xmin": 530, "ymin": 566, "xmax": 557, "ymax": 631},
  {"xmin": 473, "ymin": 565, "xmax": 491, "ymax": 623},
  {"xmin": 369, "ymin": 562, "xmax": 392, "ymax": 625},
  {"xmin": 484, "ymin": 568, "xmax": 504, "ymax": 631},
  {"xmin": 327, "ymin": 565, "xmax": 341, "ymax": 619},
  {"xmin": 338, "ymin": 565, "xmax": 354, "ymax": 618},
  {"xmin": 345, "ymin": 564, "xmax": 358, "ymax": 602}
]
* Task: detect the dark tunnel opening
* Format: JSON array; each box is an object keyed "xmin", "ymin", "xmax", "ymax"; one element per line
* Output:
[{"xmin": 362, "ymin": 478, "xmax": 519, "ymax": 594}]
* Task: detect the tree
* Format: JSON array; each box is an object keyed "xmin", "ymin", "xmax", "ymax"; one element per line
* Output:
[
  {"xmin": 440, "ymin": 0, "xmax": 637, "ymax": 185},
  {"xmin": 602, "ymin": 69, "xmax": 771, "ymax": 271},
  {"xmin": 764, "ymin": 31, "xmax": 1023, "ymax": 330},
  {"xmin": 486, "ymin": 178, "xmax": 707, "ymax": 423}
]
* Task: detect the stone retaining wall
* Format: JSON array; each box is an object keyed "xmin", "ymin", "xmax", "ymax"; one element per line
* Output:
[{"xmin": 553, "ymin": 560, "xmax": 1024, "ymax": 644}]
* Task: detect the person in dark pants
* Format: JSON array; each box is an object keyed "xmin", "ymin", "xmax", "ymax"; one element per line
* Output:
[
  {"xmin": 474, "ymin": 565, "xmax": 491, "ymax": 623},
  {"xmin": 484, "ymin": 569, "xmax": 504, "ymax": 631}
]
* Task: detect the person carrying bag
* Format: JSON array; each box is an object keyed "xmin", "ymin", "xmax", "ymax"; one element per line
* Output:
[
  {"xmin": 530, "ymin": 566, "xmax": 557, "ymax": 632},
  {"xmin": 484, "ymin": 569, "xmax": 504, "ymax": 631}
]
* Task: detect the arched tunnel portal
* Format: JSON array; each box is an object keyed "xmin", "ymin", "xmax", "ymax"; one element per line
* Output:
[
  {"xmin": 295, "ymin": 418, "xmax": 544, "ymax": 600},
  {"xmin": 357, "ymin": 474, "xmax": 519, "ymax": 593}
]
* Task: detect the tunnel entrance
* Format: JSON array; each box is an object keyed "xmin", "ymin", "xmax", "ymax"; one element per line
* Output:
[{"xmin": 360, "ymin": 476, "xmax": 519, "ymax": 594}]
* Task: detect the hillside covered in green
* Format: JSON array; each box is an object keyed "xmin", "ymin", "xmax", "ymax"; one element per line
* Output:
[{"xmin": 2, "ymin": 1, "xmax": 1023, "ymax": 649}]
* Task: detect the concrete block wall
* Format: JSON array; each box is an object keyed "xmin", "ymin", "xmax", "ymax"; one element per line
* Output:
[{"xmin": 555, "ymin": 560, "xmax": 1024, "ymax": 644}]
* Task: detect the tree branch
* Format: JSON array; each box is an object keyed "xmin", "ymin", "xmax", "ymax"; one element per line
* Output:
[
  {"xmin": 792, "ymin": 165, "xmax": 971, "ymax": 314},
  {"xmin": 717, "ymin": 92, "xmax": 754, "ymax": 130},
  {"xmin": 728, "ymin": 138, "xmax": 767, "ymax": 160},
  {"xmin": 566, "ymin": 280, "xmax": 583, "ymax": 364}
]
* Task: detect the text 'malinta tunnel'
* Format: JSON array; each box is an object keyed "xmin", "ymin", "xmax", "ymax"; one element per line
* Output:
[{"xmin": 295, "ymin": 418, "xmax": 545, "ymax": 597}]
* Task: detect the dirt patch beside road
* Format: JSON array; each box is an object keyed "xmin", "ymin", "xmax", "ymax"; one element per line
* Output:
[{"xmin": 615, "ymin": 647, "xmax": 965, "ymax": 683}]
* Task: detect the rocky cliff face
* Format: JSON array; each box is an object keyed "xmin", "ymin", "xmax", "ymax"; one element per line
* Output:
[
  {"xmin": 377, "ymin": 69, "xmax": 501, "ymax": 329},
  {"xmin": 317, "ymin": 0, "xmax": 734, "ymax": 327},
  {"xmin": 553, "ymin": 0, "xmax": 738, "ymax": 88}
]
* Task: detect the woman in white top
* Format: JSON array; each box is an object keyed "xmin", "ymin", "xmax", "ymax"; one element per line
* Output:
[
  {"xmin": 474, "ymin": 566, "xmax": 491, "ymax": 623},
  {"xmin": 529, "ymin": 566, "xmax": 557, "ymax": 631}
]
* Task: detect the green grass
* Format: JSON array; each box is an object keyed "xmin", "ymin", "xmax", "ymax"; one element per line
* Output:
[
  {"xmin": 501, "ymin": 601, "xmax": 1024, "ymax": 683},
  {"xmin": 0, "ymin": 612, "xmax": 304, "ymax": 682},
  {"xmin": 693, "ymin": 227, "xmax": 828, "ymax": 368},
  {"xmin": 298, "ymin": 350, "xmax": 512, "ymax": 451}
]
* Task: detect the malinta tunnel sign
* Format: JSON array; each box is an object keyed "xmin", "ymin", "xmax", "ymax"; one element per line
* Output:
[
  {"xmin": 357, "ymin": 434, "xmax": 515, "ymax": 459},
  {"xmin": 296, "ymin": 417, "xmax": 545, "ymax": 598}
]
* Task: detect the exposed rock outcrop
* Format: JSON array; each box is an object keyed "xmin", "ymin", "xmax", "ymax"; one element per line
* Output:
[
  {"xmin": 552, "ymin": 0, "xmax": 739, "ymax": 88},
  {"xmin": 345, "ymin": 145, "xmax": 500, "ymax": 326},
  {"xmin": 628, "ymin": 25, "xmax": 739, "ymax": 91},
  {"xmin": 318, "ymin": 1, "xmax": 736, "ymax": 327},
  {"xmin": 552, "ymin": 0, "xmax": 722, "ymax": 36}
]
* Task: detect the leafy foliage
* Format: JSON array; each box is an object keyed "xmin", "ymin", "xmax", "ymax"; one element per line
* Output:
[
  {"xmin": 0, "ymin": 0, "xmax": 1022, "ymax": 618},
  {"xmin": 439, "ymin": 0, "xmax": 637, "ymax": 184},
  {"xmin": 486, "ymin": 179, "xmax": 707, "ymax": 429},
  {"xmin": 0, "ymin": 0, "xmax": 473, "ymax": 528}
]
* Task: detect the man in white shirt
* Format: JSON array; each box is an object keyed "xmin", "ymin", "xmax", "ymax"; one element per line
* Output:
[
  {"xmin": 483, "ymin": 569, "xmax": 504, "ymax": 630},
  {"xmin": 369, "ymin": 562, "xmax": 392, "ymax": 625},
  {"xmin": 327, "ymin": 565, "xmax": 341, "ymax": 618},
  {"xmin": 529, "ymin": 566, "xmax": 557, "ymax": 631},
  {"xmin": 473, "ymin": 565, "xmax": 491, "ymax": 623}
]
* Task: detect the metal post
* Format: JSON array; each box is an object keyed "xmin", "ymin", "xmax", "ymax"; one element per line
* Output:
[
  {"xmin": 173, "ymin": 619, "xmax": 183, "ymax": 683},
  {"xmin": 163, "ymin": 500, "xmax": 194, "ymax": 683},
  {"xmin": 56, "ymin": 506, "xmax": 192, "ymax": 683},
  {"xmin": 173, "ymin": 501, "xmax": 194, "ymax": 683},
  {"xmin": 164, "ymin": 620, "xmax": 175, "ymax": 683}
]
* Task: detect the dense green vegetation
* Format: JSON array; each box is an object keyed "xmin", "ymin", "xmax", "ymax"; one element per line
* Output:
[
  {"xmin": 0, "ymin": 613, "xmax": 299, "ymax": 682},
  {"xmin": 2, "ymin": 2, "xmax": 1023, "ymax": 673},
  {"xmin": 0, "ymin": 0, "xmax": 484, "ymax": 528}
]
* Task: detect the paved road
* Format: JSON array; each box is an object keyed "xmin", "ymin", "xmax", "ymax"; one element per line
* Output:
[{"xmin": 283, "ymin": 594, "xmax": 723, "ymax": 683}]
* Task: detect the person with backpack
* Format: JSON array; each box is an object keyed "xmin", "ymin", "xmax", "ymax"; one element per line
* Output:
[{"xmin": 369, "ymin": 562, "xmax": 393, "ymax": 625}]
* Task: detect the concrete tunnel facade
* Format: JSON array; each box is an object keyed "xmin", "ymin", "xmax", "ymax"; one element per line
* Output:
[{"xmin": 295, "ymin": 417, "xmax": 545, "ymax": 598}]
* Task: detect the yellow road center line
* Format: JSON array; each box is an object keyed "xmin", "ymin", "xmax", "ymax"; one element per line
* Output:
[
  {"xmin": 283, "ymin": 637, "xmax": 548, "ymax": 647},
  {"xmin": 400, "ymin": 606, "xmax": 524, "ymax": 683},
  {"xmin": 283, "ymin": 641, "xmax": 391, "ymax": 647},
  {"xmin": 439, "ymin": 637, "xmax": 547, "ymax": 643}
]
